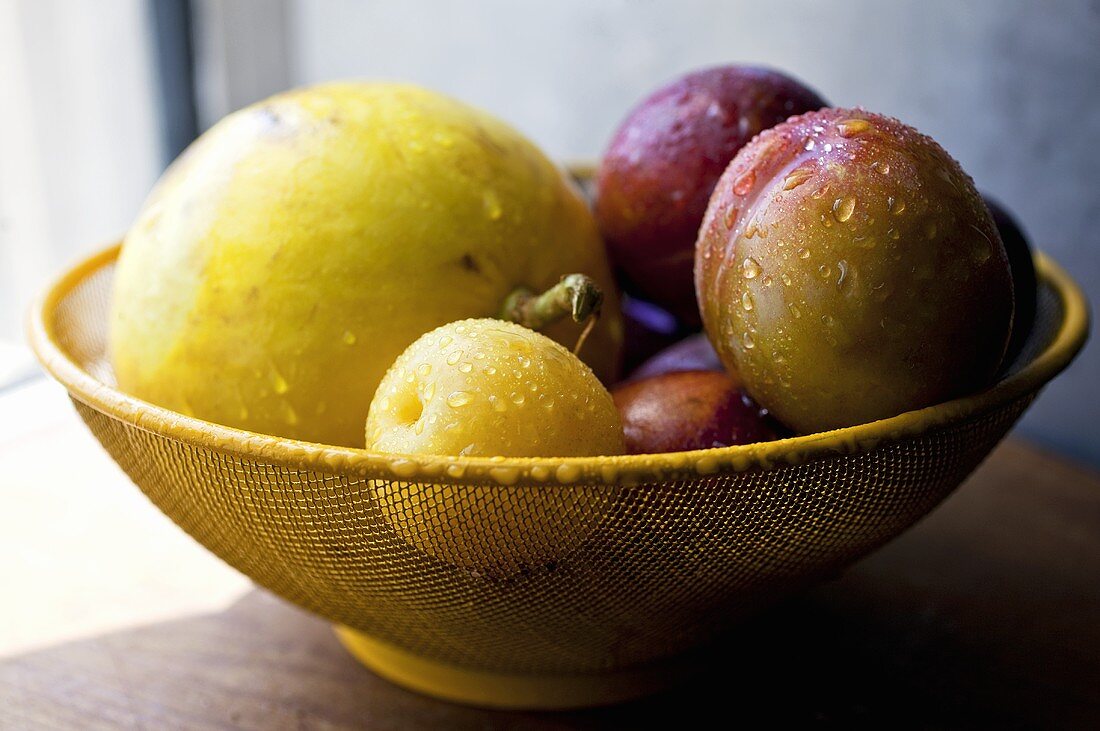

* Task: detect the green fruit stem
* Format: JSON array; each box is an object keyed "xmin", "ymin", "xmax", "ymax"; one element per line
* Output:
[{"xmin": 500, "ymin": 274, "xmax": 603, "ymax": 332}]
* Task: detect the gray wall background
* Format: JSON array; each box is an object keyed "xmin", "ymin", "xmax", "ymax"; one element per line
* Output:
[{"xmin": 284, "ymin": 0, "xmax": 1100, "ymax": 463}]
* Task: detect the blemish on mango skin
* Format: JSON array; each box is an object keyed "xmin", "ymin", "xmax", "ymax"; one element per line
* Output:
[{"xmin": 459, "ymin": 253, "xmax": 481, "ymax": 274}]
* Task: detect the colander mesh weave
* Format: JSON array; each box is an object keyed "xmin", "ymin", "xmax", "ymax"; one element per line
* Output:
[{"xmin": 53, "ymin": 259, "xmax": 1056, "ymax": 675}]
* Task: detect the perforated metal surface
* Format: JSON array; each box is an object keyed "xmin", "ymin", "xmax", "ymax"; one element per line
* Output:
[{"xmin": 37, "ymin": 249, "xmax": 1080, "ymax": 677}]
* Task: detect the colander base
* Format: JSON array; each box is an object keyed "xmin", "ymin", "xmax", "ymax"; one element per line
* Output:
[{"xmin": 333, "ymin": 626, "xmax": 697, "ymax": 710}]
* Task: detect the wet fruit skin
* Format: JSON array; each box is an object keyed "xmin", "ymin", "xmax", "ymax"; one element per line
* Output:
[
  {"xmin": 110, "ymin": 83, "xmax": 621, "ymax": 448},
  {"xmin": 596, "ymin": 66, "xmax": 826, "ymax": 324},
  {"xmin": 366, "ymin": 318, "xmax": 624, "ymax": 574},
  {"xmin": 627, "ymin": 333, "xmax": 722, "ymax": 382},
  {"xmin": 984, "ymin": 195, "xmax": 1037, "ymax": 366},
  {"xmin": 612, "ymin": 370, "xmax": 777, "ymax": 453},
  {"xmin": 697, "ymin": 108, "xmax": 1015, "ymax": 434},
  {"xmin": 366, "ymin": 319, "xmax": 625, "ymax": 458}
]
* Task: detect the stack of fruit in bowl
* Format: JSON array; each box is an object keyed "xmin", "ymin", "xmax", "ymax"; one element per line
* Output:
[{"xmin": 108, "ymin": 65, "xmax": 1031, "ymax": 466}]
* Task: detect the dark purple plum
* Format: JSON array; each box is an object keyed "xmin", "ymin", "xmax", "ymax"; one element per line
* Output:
[
  {"xmin": 984, "ymin": 195, "xmax": 1037, "ymax": 366},
  {"xmin": 620, "ymin": 295, "xmax": 686, "ymax": 377},
  {"xmin": 596, "ymin": 66, "xmax": 826, "ymax": 325},
  {"xmin": 627, "ymin": 333, "xmax": 722, "ymax": 382}
]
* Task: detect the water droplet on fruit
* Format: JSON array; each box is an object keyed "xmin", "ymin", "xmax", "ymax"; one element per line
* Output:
[
  {"xmin": 342, "ymin": 331, "xmax": 357, "ymax": 345},
  {"xmin": 762, "ymin": 275, "xmax": 773, "ymax": 287},
  {"xmin": 272, "ymin": 372, "xmax": 289, "ymax": 394},
  {"xmin": 458, "ymin": 362, "xmax": 472, "ymax": 373},
  {"xmin": 936, "ymin": 167, "xmax": 958, "ymax": 190},
  {"xmin": 423, "ymin": 382, "xmax": 435, "ymax": 401},
  {"xmin": 741, "ymin": 258, "xmax": 761, "ymax": 279},
  {"xmin": 783, "ymin": 166, "xmax": 814, "ymax": 191},
  {"xmin": 969, "ymin": 224, "xmax": 993, "ymax": 263},
  {"xmin": 798, "ymin": 248, "xmax": 811, "ymax": 260},
  {"xmin": 438, "ymin": 335, "xmax": 453, "ymax": 349},
  {"xmin": 446, "ymin": 351, "xmax": 462, "ymax": 366},
  {"xmin": 447, "ymin": 391, "xmax": 472, "ymax": 408},
  {"xmin": 822, "ymin": 314, "xmax": 835, "ymax": 327},
  {"xmin": 489, "ymin": 395, "xmax": 507, "ymax": 412},
  {"xmin": 837, "ymin": 260, "xmax": 849, "ymax": 288},
  {"xmin": 788, "ymin": 302, "xmax": 802, "ymax": 319},
  {"xmin": 820, "ymin": 213, "xmax": 833, "ymax": 228},
  {"xmin": 484, "ymin": 366, "xmax": 497, "ymax": 376},
  {"xmin": 733, "ymin": 170, "xmax": 756, "ymax": 196},
  {"xmin": 723, "ymin": 205, "xmax": 739, "ymax": 228},
  {"xmin": 781, "ymin": 273, "xmax": 792, "ymax": 286},
  {"xmin": 483, "ymin": 190, "xmax": 503, "ymax": 220},
  {"xmin": 837, "ymin": 118, "xmax": 871, "ymax": 137},
  {"xmin": 887, "ymin": 227, "xmax": 900, "ymax": 240},
  {"xmin": 823, "ymin": 143, "xmax": 833, "ymax": 153},
  {"xmin": 741, "ymin": 291, "xmax": 754, "ymax": 311},
  {"xmin": 742, "ymin": 332, "xmax": 756, "ymax": 349},
  {"xmin": 818, "ymin": 263, "xmax": 832, "ymax": 279},
  {"xmin": 804, "ymin": 139, "xmax": 816, "ymax": 151},
  {"xmin": 417, "ymin": 363, "xmax": 431, "ymax": 377},
  {"xmin": 871, "ymin": 161, "xmax": 891, "ymax": 175},
  {"xmin": 889, "ymin": 196, "xmax": 907, "ymax": 215},
  {"xmin": 833, "ymin": 196, "xmax": 855, "ymax": 222},
  {"xmin": 510, "ymin": 391, "xmax": 526, "ymax": 405}
]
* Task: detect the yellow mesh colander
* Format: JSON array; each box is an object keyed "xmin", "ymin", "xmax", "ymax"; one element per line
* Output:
[{"xmin": 28, "ymin": 235, "xmax": 1087, "ymax": 709}]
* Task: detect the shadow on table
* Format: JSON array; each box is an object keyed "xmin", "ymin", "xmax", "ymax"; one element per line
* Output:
[{"xmin": 1, "ymin": 582, "xmax": 1092, "ymax": 730}]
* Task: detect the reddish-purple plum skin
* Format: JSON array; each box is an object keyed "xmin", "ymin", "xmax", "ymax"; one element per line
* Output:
[
  {"xmin": 612, "ymin": 370, "xmax": 777, "ymax": 454},
  {"xmin": 595, "ymin": 66, "xmax": 826, "ymax": 325},
  {"xmin": 696, "ymin": 108, "xmax": 1015, "ymax": 434},
  {"xmin": 627, "ymin": 333, "xmax": 722, "ymax": 382},
  {"xmin": 984, "ymin": 195, "xmax": 1037, "ymax": 366}
]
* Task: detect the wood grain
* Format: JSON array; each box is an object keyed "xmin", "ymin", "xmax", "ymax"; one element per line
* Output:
[{"xmin": 1, "ymin": 430, "xmax": 1098, "ymax": 729}]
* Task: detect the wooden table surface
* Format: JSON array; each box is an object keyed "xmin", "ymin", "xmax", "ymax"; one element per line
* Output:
[{"xmin": 1, "ymin": 378, "xmax": 1098, "ymax": 729}]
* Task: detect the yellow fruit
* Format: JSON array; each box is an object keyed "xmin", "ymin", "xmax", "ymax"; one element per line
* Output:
[
  {"xmin": 366, "ymin": 318, "xmax": 625, "ymax": 573},
  {"xmin": 110, "ymin": 83, "xmax": 621, "ymax": 447},
  {"xmin": 366, "ymin": 318, "xmax": 625, "ymax": 457}
]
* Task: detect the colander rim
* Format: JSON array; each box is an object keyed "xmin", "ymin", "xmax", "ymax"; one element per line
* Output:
[{"xmin": 27, "ymin": 242, "xmax": 1089, "ymax": 486}]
